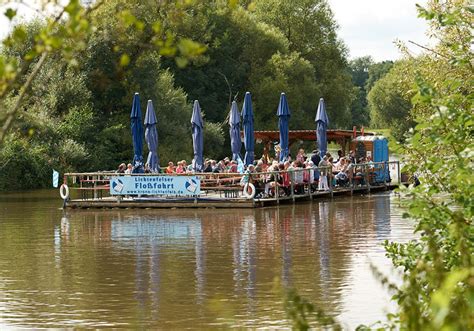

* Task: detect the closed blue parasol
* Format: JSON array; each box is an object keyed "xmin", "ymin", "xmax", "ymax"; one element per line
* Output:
[
  {"xmin": 315, "ymin": 98, "xmax": 329, "ymax": 156},
  {"xmin": 277, "ymin": 92, "xmax": 291, "ymax": 162},
  {"xmin": 229, "ymin": 101, "xmax": 242, "ymax": 161},
  {"xmin": 144, "ymin": 100, "xmax": 159, "ymax": 173},
  {"xmin": 241, "ymin": 92, "xmax": 255, "ymax": 166},
  {"xmin": 191, "ymin": 100, "xmax": 204, "ymax": 172},
  {"xmin": 130, "ymin": 92, "xmax": 144, "ymax": 173}
]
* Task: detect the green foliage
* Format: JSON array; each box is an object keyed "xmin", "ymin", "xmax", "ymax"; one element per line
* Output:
[
  {"xmin": 282, "ymin": 286, "xmax": 342, "ymax": 330},
  {"xmin": 150, "ymin": 70, "xmax": 195, "ymax": 163},
  {"xmin": 254, "ymin": 0, "xmax": 353, "ymax": 128},
  {"xmin": 349, "ymin": 56, "xmax": 373, "ymax": 127},
  {"xmin": 365, "ymin": 60, "xmax": 394, "ymax": 92},
  {"xmin": 367, "ymin": 60, "xmax": 416, "ymax": 141},
  {"xmin": 350, "ymin": 56, "xmax": 373, "ymax": 88},
  {"xmin": 0, "ymin": 10, "xmax": 210, "ymax": 189},
  {"xmin": 165, "ymin": 0, "xmax": 352, "ymax": 128},
  {"xmin": 379, "ymin": 1, "xmax": 474, "ymax": 329},
  {"xmin": 203, "ymin": 122, "xmax": 225, "ymax": 159},
  {"xmin": 162, "ymin": 4, "xmax": 290, "ymax": 122},
  {"xmin": 57, "ymin": 107, "xmax": 96, "ymax": 143},
  {"xmin": 251, "ymin": 52, "xmax": 319, "ymax": 130},
  {"xmin": 349, "ymin": 57, "xmax": 394, "ymax": 128},
  {"xmin": 284, "ymin": 288, "xmax": 315, "ymax": 331},
  {"xmin": 0, "ymin": 0, "xmax": 358, "ymax": 190},
  {"xmin": 0, "ymin": 0, "xmax": 209, "ymax": 146},
  {"xmin": 0, "ymin": 136, "xmax": 51, "ymax": 190}
]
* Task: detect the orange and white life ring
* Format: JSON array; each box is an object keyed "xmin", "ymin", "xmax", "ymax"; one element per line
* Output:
[
  {"xmin": 59, "ymin": 184, "xmax": 69, "ymax": 200},
  {"xmin": 242, "ymin": 183, "xmax": 256, "ymax": 199}
]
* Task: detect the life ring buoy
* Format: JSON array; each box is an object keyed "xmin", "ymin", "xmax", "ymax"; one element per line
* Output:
[
  {"xmin": 60, "ymin": 184, "xmax": 69, "ymax": 200},
  {"xmin": 242, "ymin": 183, "xmax": 256, "ymax": 199}
]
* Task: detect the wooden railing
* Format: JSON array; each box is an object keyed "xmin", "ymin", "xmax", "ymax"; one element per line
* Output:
[{"xmin": 62, "ymin": 161, "xmax": 400, "ymax": 201}]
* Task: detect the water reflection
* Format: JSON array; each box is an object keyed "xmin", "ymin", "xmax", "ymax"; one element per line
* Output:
[{"xmin": 0, "ymin": 191, "xmax": 410, "ymax": 329}]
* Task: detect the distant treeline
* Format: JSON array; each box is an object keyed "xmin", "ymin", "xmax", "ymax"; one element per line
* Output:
[{"xmin": 0, "ymin": 0, "xmax": 407, "ymax": 190}]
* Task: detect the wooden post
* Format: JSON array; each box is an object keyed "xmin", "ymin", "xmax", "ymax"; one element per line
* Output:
[
  {"xmin": 275, "ymin": 172, "xmax": 280, "ymax": 204},
  {"xmin": 290, "ymin": 171, "xmax": 295, "ymax": 202},
  {"xmin": 93, "ymin": 175, "xmax": 98, "ymax": 199},
  {"xmin": 365, "ymin": 164, "xmax": 371, "ymax": 193},
  {"xmin": 397, "ymin": 161, "xmax": 401, "ymax": 186},
  {"xmin": 329, "ymin": 167, "xmax": 334, "ymax": 198},
  {"xmin": 350, "ymin": 166, "xmax": 354, "ymax": 196}
]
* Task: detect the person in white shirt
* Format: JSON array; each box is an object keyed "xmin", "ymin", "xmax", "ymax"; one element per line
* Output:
[{"xmin": 318, "ymin": 156, "xmax": 330, "ymax": 191}]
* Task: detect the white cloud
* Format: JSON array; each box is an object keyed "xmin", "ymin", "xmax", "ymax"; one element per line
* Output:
[{"xmin": 328, "ymin": 0, "xmax": 432, "ymax": 61}]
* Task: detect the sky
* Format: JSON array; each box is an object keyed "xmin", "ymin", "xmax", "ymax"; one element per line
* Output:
[
  {"xmin": 1, "ymin": 0, "xmax": 431, "ymax": 62},
  {"xmin": 328, "ymin": 0, "xmax": 431, "ymax": 61}
]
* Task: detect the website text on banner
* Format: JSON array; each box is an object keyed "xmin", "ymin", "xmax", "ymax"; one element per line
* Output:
[{"xmin": 110, "ymin": 176, "xmax": 200, "ymax": 196}]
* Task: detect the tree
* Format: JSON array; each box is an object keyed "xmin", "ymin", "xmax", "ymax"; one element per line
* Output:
[
  {"xmin": 365, "ymin": 60, "xmax": 394, "ymax": 92},
  {"xmin": 348, "ymin": 56, "xmax": 373, "ymax": 127},
  {"xmin": 283, "ymin": 2, "xmax": 473, "ymax": 330},
  {"xmin": 0, "ymin": 0, "xmax": 208, "ymax": 144},
  {"xmin": 348, "ymin": 57, "xmax": 395, "ymax": 128},
  {"xmin": 253, "ymin": 0, "xmax": 353, "ymax": 128},
  {"xmin": 250, "ymin": 52, "xmax": 319, "ymax": 130},
  {"xmin": 367, "ymin": 60, "xmax": 416, "ymax": 141},
  {"xmin": 380, "ymin": 1, "xmax": 473, "ymax": 329},
  {"xmin": 0, "ymin": 0, "xmax": 359, "ymax": 189},
  {"xmin": 160, "ymin": 5, "xmax": 289, "ymax": 123},
  {"xmin": 0, "ymin": 1, "xmax": 218, "ymax": 189}
]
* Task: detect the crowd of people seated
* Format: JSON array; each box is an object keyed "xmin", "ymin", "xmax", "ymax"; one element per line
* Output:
[
  {"xmin": 115, "ymin": 147, "xmax": 381, "ymax": 198},
  {"xmin": 235, "ymin": 148, "xmax": 379, "ymax": 198},
  {"xmin": 163, "ymin": 158, "xmax": 240, "ymax": 174}
]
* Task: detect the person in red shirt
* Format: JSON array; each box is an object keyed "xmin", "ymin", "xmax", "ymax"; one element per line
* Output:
[{"xmin": 165, "ymin": 161, "xmax": 175, "ymax": 174}]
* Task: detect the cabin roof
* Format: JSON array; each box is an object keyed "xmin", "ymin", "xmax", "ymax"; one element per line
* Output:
[{"xmin": 242, "ymin": 129, "xmax": 374, "ymax": 144}]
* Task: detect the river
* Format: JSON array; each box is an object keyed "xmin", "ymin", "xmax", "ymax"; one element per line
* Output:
[{"xmin": 0, "ymin": 190, "xmax": 413, "ymax": 329}]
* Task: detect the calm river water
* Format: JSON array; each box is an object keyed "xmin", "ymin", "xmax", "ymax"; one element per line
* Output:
[{"xmin": 0, "ymin": 190, "xmax": 413, "ymax": 329}]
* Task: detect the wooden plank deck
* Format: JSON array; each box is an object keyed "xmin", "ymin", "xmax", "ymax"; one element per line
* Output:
[{"xmin": 65, "ymin": 183, "xmax": 398, "ymax": 209}]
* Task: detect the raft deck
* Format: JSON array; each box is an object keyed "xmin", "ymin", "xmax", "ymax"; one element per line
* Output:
[
  {"xmin": 65, "ymin": 184, "xmax": 400, "ymax": 209},
  {"xmin": 62, "ymin": 161, "xmax": 401, "ymax": 209}
]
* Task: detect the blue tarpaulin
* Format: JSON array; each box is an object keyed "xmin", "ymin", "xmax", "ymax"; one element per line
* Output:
[
  {"xmin": 191, "ymin": 100, "xmax": 204, "ymax": 172},
  {"xmin": 277, "ymin": 92, "xmax": 291, "ymax": 162},
  {"xmin": 144, "ymin": 100, "xmax": 159, "ymax": 173},
  {"xmin": 315, "ymin": 98, "xmax": 329, "ymax": 157},
  {"xmin": 130, "ymin": 92, "xmax": 144, "ymax": 173},
  {"xmin": 241, "ymin": 92, "xmax": 255, "ymax": 166},
  {"xmin": 229, "ymin": 101, "xmax": 242, "ymax": 161}
]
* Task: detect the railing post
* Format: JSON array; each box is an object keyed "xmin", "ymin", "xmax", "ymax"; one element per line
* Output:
[
  {"xmin": 290, "ymin": 170, "xmax": 295, "ymax": 202},
  {"xmin": 350, "ymin": 165, "xmax": 354, "ymax": 196},
  {"xmin": 274, "ymin": 172, "xmax": 280, "ymax": 204},
  {"xmin": 397, "ymin": 161, "xmax": 401, "ymax": 186},
  {"xmin": 365, "ymin": 164, "xmax": 371, "ymax": 193},
  {"xmin": 93, "ymin": 175, "xmax": 98, "ymax": 199},
  {"xmin": 329, "ymin": 166, "xmax": 333, "ymax": 198}
]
